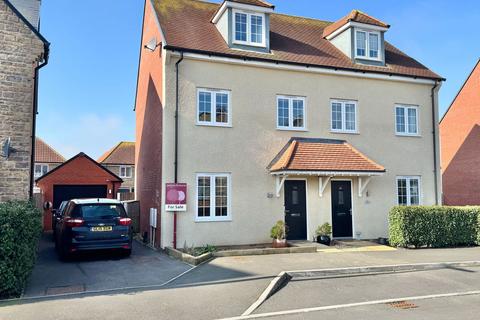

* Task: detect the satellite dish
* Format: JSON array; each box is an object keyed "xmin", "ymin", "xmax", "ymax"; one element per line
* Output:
[
  {"xmin": 144, "ymin": 37, "xmax": 159, "ymax": 52},
  {"xmin": 1, "ymin": 137, "xmax": 11, "ymax": 159}
]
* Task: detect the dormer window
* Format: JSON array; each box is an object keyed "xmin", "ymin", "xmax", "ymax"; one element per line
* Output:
[
  {"xmin": 355, "ymin": 30, "xmax": 380, "ymax": 60},
  {"xmin": 233, "ymin": 10, "xmax": 265, "ymax": 46}
]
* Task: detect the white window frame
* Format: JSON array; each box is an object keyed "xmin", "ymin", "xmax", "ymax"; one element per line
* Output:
[
  {"xmin": 232, "ymin": 9, "xmax": 266, "ymax": 47},
  {"xmin": 195, "ymin": 173, "xmax": 232, "ymax": 222},
  {"xmin": 330, "ymin": 99, "xmax": 358, "ymax": 133},
  {"xmin": 396, "ymin": 176, "xmax": 422, "ymax": 206},
  {"xmin": 354, "ymin": 29, "xmax": 381, "ymax": 61},
  {"xmin": 276, "ymin": 95, "xmax": 307, "ymax": 131},
  {"xmin": 395, "ymin": 104, "xmax": 419, "ymax": 136},
  {"xmin": 196, "ymin": 88, "xmax": 232, "ymax": 127},
  {"xmin": 119, "ymin": 166, "xmax": 133, "ymax": 178},
  {"xmin": 34, "ymin": 163, "xmax": 49, "ymax": 178}
]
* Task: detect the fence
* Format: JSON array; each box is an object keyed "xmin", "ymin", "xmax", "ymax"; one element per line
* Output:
[
  {"xmin": 122, "ymin": 200, "xmax": 140, "ymax": 234},
  {"xmin": 117, "ymin": 192, "xmax": 135, "ymax": 201}
]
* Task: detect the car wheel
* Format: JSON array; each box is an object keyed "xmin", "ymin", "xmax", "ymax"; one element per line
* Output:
[
  {"xmin": 57, "ymin": 241, "xmax": 70, "ymax": 261},
  {"xmin": 123, "ymin": 248, "xmax": 132, "ymax": 258}
]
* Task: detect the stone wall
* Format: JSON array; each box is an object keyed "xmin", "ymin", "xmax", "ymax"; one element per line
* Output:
[{"xmin": 0, "ymin": 0, "xmax": 45, "ymax": 202}]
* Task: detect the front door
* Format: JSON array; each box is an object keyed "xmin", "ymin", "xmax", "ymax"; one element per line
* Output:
[
  {"xmin": 284, "ymin": 180, "xmax": 307, "ymax": 240},
  {"xmin": 331, "ymin": 181, "xmax": 353, "ymax": 238}
]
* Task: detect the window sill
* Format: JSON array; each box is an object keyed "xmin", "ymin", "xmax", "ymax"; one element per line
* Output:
[
  {"xmin": 196, "ymin": 123, "xmax": 233, "ymax": 128},
  {"xmin": 195, "ymin": 217, "xmax": 232, "ymax": 223},
  {"xmin": 330, "ymin": 130, "xmax": 359, "ymax": 135},
  {"xmin": 395, "ymin": 133, "xmax": 421, "ymax": 138},
  {"xmin": 277, "ymin": 127, "xmax": 308, "ymax": 132},
  {"xmin": 232, "ymin": 40, "xmax": 267, "ymax": 48},
  {"xmin": 354, "ymin": 55, "xmax": 382, "ymax": 62}
]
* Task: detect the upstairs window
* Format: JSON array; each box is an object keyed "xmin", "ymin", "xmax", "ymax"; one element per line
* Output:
[
  {"xmin": 197, "ymin": 89, "xmax": 231, "ymax": 127},
  {"xmin": 233, "ymin": 10, "xmax": 265, "ymax": 47},
  {"xmin": 119, "ymin": 166, "xmax": 133, "ymax": 178},
  {"xmin": 34, "ymin": 164, "xmax": 48, "ymax": 178},
  {"xmin": 331, "ymin": 100, "xmax": 357, "ymax": 133},
  {"xmin": 355, "ymin": 30, "xmax": 381, "ymax": 60},
  {"xmin": 395, "ymin": 105, "xmax": 418, "ymax": 135},
  {"xmin": 277, "ymin": 96, "xmax": 306, "ymax": 130}
]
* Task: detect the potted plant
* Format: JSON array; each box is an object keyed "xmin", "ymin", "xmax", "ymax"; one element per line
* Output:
[
  {"xmin": 315, "ymin": 223, "xmax": 332, "ymax": 246},
  {"xmin": 270, "ymin": 220, "xmax": 287, "ymax": 248}
]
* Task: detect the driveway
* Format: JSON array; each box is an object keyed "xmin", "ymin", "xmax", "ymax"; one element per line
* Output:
[{"xmin": 23, "ymin": 234, "xmax": 192, "ymax": 297}]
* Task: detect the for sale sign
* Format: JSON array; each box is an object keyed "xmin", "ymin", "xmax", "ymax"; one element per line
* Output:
[{"xmin": 165, "ymin": 183, "xmax": 187, "ymax": 212}]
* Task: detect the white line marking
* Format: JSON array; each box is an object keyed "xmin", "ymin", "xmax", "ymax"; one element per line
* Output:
[
  {"xmin": 242, "ymin": 272, "xmax": 287, "ymax": 316},
  {"xmin": 220, "ymin": 290, "xmax": 480, "ymax": 319}
]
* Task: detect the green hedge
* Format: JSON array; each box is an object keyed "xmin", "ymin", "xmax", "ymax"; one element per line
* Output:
[
  {"xmin": 389, "ymin": 206, "xmax": 480, "ymax": 248},
  {"xmin": 0, "ymin": 201, "xmax": 42, "ymax": 298}
]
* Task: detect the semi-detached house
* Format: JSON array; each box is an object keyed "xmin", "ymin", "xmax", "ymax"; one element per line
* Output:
[{"xmin": 135, "ymin": 0, "xmax": 444, "ymax": 248}]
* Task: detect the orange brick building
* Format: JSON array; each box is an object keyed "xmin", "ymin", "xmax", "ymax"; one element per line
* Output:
[
  {"xmin": 440, "ymin": 59, "xmax": 480, "ymax": 205},
  {"xmin": 36, "ymin": 153, "xmax": 123, "ymax": 230}
]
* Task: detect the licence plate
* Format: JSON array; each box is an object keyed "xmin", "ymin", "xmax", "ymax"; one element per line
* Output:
[{"xmin": 91, "ymin": 226, "xmax": 113, "ymax": 232}]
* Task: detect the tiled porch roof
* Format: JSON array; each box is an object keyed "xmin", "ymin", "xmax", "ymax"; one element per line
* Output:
[{"xmin": 268, "ymin": 138, "xmax": 385, "ymax": 174}]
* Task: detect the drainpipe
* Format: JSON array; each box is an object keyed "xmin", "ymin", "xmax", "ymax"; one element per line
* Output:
[
  {"xmin": 29, "ymin": 44, "xmax": 50, "ymax": 199},
  {"xmin": 173, "ymin": 52, "xmax": 184, "ymax": 249},
  {"xmin": 431, "ymin": 81, "xmax": 439, "ymax": 205}
]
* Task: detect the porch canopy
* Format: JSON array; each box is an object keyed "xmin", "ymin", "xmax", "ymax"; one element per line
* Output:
[{"xmin": 267, "ymin": 138, "xmax": 386, "ymax": 197}]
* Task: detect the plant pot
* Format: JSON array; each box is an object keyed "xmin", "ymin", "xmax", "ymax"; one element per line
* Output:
[
  {"xmin": 272, "ymin": 239, "xmax": 287, "ymax": 248},
  {"xmin": 316, "ymin": 235, "xmax": 331, "ymax": 246}
]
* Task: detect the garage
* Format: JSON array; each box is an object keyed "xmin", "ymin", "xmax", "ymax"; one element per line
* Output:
[
  {"xmin": 36, "ymin": 152, "xmax": 123, "ymax": 231},
  {"xmin": 52, "ymin": 185, "xmax": 108, "ymax": 209}
]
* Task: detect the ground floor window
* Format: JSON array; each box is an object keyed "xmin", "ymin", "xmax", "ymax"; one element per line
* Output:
[
  {"xmin": 396, "ymin": 176, "xmax": 421, "ymax": 205},
  {"xmin": 196, "ymin": 173, "xmax": 231, "ymax": 221}
]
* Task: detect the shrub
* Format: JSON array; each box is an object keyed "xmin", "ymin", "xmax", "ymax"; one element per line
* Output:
[
  {"xmin": 315, "ymin": 223, "xmax": 332, "ymax": 237},
  {"xmin": 389, "ymin": 206, "xmax": 480, "ymax": 248},
  {"xmin": 0, "ymin": 201, "xmax": 42, "ymax": 298},
  {"xmin": 270, "ymin": 220, "xmax": 287, "ymax": 240}
]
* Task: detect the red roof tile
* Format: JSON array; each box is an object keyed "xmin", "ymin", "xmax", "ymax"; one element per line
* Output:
[
  {"xmin": 268, "ymin": 138, "xmax": 385, "ymax": 173},
  {"xmin": 98, "ymin": 142, "xmax": 135, "ymax": 165},
  {"xmin": 322, "ymin": 10, "xmax": 389, "ymax": 38},
  {"xmin": 153, "ymin": 0, "xmax": 442, "ymax": 80},
  {"xmin": 35, "ymin": 138, "xmax": 65, "ymax": 164}
]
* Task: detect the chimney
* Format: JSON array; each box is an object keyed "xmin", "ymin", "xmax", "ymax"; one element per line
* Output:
[{"xmin": 9, "ymin": 0, "xmax": 41, "ymax": 30}]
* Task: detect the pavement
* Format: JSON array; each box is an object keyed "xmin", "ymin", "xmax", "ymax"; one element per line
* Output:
[
  {"xmin": 22, "ymin": 234, "xmax": 192, "ymax": 297},
  {"xmin": 2, "ymin": 243, "xmax": 480, "ymax": 319}
]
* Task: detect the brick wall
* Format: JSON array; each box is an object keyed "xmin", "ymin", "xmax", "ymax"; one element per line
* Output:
[
  {"xmin": 440, "ymin": 61, "xmax": 480, "ymax": 205},
  {"xmin": 135, "ymin": 0, "xmax": 164, "ymax": 246},
  {"xmin": 0, "ymin": 0, "xmax": 45, "ymax": 202}
]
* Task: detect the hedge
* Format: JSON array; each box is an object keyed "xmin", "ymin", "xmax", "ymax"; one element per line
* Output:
[
  {"xmin": 0, "ymin": 201, "xmax": 42, "ymax": 298},
  {"xmin": 389, "ymin": 206, "xmax": 480, "ymax": 248}
]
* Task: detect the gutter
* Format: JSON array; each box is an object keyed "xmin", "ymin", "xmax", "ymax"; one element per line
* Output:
[
  {"xmin": 431, "ymin": 81, "xmax": 440, "ymax": 205},
  {"xmin": 29, "ymin": 43, "xmax": 50, "ymax": 199}
]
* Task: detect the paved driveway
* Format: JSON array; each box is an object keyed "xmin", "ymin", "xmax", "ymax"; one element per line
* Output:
[{"xmin": 23, "ymin": 234, "xmax": 191, "ymax": 298}]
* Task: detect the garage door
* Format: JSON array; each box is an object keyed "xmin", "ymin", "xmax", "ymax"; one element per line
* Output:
[{"xmin": 53, "ymin": 185, "xmax": 108, "ymax": 209}]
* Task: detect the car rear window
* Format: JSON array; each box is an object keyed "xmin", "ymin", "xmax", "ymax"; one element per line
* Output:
[{"xmin": 71, "ymin": 204, "xmax": 127, "ymax": 219}]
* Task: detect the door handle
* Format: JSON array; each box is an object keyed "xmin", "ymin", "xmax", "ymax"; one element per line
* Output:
[
  {"xmin": 290, "ymin": 213, "xmax": 301, "ymax": 217},
  {"xmin": 285, "ymin": 210, "xmax": 290, "ymax": 214}
]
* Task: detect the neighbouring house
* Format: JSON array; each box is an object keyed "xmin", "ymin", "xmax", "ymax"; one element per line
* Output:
[
  {"xmin": 36, "ymin": 153, "xmax": 123, "ymax": 230},
  {"xmin": 0, "ymin": 0, "xmax": 49, "ymax": 202},
  {"xmin": 34, "ymin": 137, "xmax": 65, "ymax": 182},
  {"xmin": 440, "ymin": 59, "xmax": 480, "ymax": 205},
  {"xmin": 135, "ymin": 0, "xmax": 444, "ymax": 248},
  {"xmin": 98, "ymin": 142, "xmax": 135, "ymax": 193}
]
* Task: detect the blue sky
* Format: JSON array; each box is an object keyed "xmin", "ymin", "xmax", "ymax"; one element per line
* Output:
[{"xmin": 37, "ymin": 0, "xmax": 480, "ymax": 159}]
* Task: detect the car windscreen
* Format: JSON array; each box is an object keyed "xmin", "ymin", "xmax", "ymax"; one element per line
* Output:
[{"xmin": 71, "ymin": 204, "xmax": 127, "ymax": 219}]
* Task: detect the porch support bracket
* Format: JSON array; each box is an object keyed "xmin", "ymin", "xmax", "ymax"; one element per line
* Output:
[
  {"xmin": 358, "ymin": 176, "xmax": 372, "ymax": 197},
  {"xmin": 275, "ymin": 175, "xmax": 288, "ymax": 198},
  {"xmin": 318, "ymin": 176, "xmax": 332, "ymax": 197}
]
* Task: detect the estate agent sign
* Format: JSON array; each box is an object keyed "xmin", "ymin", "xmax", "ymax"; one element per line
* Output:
[{"xmin": 165, "ymin": 183, "xmax": 187, "ymax": 211}]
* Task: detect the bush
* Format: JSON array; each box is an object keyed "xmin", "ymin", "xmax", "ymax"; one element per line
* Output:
[
  {"xmin": 389, "ymin": 206, "xmax": 480, "ymax": 248},
  {"xmin": 315, "ymin": 223, "xmax": 332, "ymax": 237},
  {"xmin": 0, "ymin": 201, "xmax": 42, "ymax": 298},
  {"xmin": 270, "ymin": 220, "xmax": 287, "ymax": 240}
]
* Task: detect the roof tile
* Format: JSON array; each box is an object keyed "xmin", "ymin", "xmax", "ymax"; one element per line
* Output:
[
  {"xmin": 269, "ymin": 138, "xmax": 385, "ymax": 173},
  {"xmin": 98, "ymin": 142, "xmax": 135, "ymax": 165},
  {"xmin": 35, "ymin": 138, "xmax": 65, "ymax": 163}
]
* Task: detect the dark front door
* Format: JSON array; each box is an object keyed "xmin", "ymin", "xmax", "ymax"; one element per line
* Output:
[
  {"xmin": 284, "ymin": 180, "xmax": 307, "ymax": 240},
  {"xmin": 53, "ymin": 185, "xmax": 108, "ymax": 209},
  {"xmin": 331, "ymin": 181, "xmax": 353, "ymax": 238}
]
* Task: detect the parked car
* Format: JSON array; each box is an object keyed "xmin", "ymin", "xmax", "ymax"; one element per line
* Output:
[
  {"xmin": 55, "ymin": 198, "xmax": 132, "ymax": 260},
  {"xmin": 52, "ymin": 200, "xmax": 68, "ymax": 241}
]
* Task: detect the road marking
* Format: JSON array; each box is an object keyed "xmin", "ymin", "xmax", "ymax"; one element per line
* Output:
[
  {"xmin": 242, "ymin": 272, "xmax": 290, "ymax": 316},
  {"xmin": 220, "ymin": 290, "xmax": 480, "ymax": 319},
  {"xmin": 317, "ymin": 245, "xmax": 397, "ymax": 253}
]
